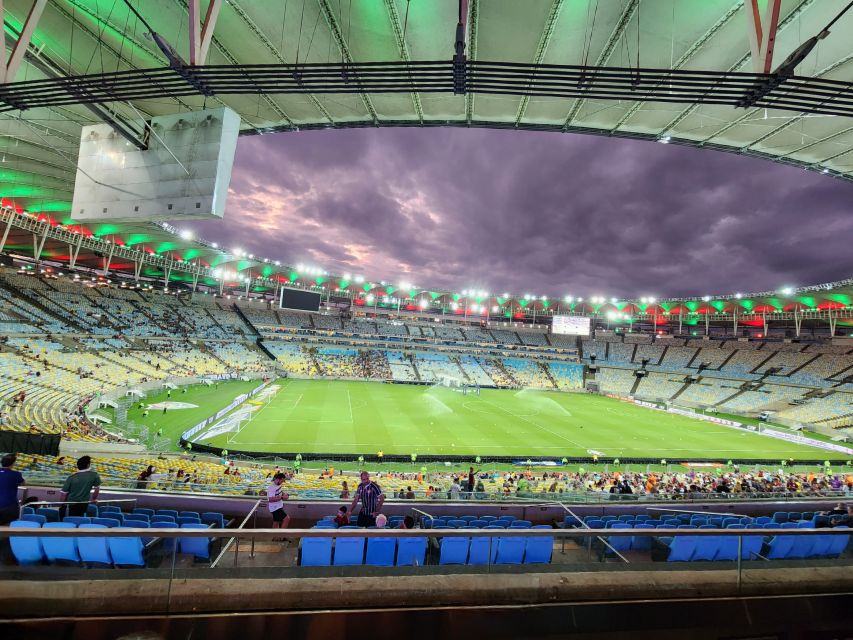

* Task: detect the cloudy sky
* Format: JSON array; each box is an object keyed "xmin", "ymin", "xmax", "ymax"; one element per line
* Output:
[{"xmin": 186, "ymin": 128, "xmax": 853, "ymax": 299}]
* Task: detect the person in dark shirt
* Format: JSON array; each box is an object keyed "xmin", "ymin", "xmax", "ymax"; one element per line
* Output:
[
  {"xmin": 60, "ymin": 456, "xmax": 101, "ymax": 517},
  {"xmin": 0, "ymin": 454, "xmax": 25, "ymax": 525}
]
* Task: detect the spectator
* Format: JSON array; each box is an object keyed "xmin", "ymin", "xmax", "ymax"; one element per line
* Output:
[
  {"xmin": 449, "ymin": 478, "xmax": 461, "ymax": 499},
  {"xmin": 340, "ymin": 480, "xmax": 349, "ymax": 499},
  {"xmin": 334, "ymin": 506, "xmax": 349, "ymax": 527},
  {"xmin": 136, "ymin": 465, "xmax": 155, "ymax": 489},
  {"xmin": 398, "ymin": 515, "xmax": 415, "ymax": 529},
  {"xmin": 60, "ymin": 456, "xmax": 101, "ymax": 517},
  {"xmin": 0, "ymin": 454, "xmax": 25, "ymax": 526},
  {"xmin": 405, "ymin": 486, "xmax": 415, "ymax": 500},
  {"xmin": 830, "ymin": 505, "xmax": 852, "ymax": 527},
  {"xmin": 375, "ymin": 514, "xmax": 387, "ymax": 528},
  {"xmin": 267, "ymin": 472, "xmax": 290, "ymax": 531},
  {"xmin": 350, "ymin": 471, "xmax": 384, "ymax": 527}
]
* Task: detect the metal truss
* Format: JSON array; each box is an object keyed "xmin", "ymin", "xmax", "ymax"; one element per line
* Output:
[{"xmin": 0, "ymin": 60, "xmax": 850, "ymax": 119}]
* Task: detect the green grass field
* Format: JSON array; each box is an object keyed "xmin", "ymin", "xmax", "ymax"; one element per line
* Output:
[{"xmin": 151, "ymin": 379, "xmax": 847, "ymax": 461}]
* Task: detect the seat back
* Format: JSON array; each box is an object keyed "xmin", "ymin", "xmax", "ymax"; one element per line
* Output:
[
  {"xmin": 63, "ymin": 516, "xmax": 91, "ymax": 526},
  {"xmin": 35, "ymin": 507, "xmax": 60, "ymax": 522},
  {"xmin": 396, "ymin": 536, "xmax": 427, "ymax": 566},
  {"xmin": 179, "ymin": 511, "xmax": 201, "ymax": 520},
  {"xmin": 712, "ymin": 535, "xmax": 739, "ymax": 561},
  {"xmin": 691, "ymin": 536, "xmax": 720, "ymax": 561},
  {"xmin": 108, "ymin": 528, "xmax": 145, "ymax": 566},
  {"xmin": 133, "ymin": 508, "xmax": 155, "ymax": 519},
  {"xmin": 178, "ymin": 522, "xmax": 212, "ymax": 560},
  {"xmin": 631, "ymin": 524, "xmax": 655, "ymax": 551},
  {"xmin": 524, "ymin": 535, "xmax": 553, "ymax": 564},
  {"xmin": 605, "ymin": 523, "xmax": 632, "ymax": 553},
  {"xmin": 99, "ymin": 506, "xmax": 121, "ymax": 515},
  {"xmin": 10, "ymin": 520, "xmax": 44, "ymax": 565},
  {"xmin": 826, "ymin": 526, "xmax": 849, "ymax": 557},
  {"xmin": 77, "ymin": 524, "xmax": 112, "ymax": 565},
  {"xmin": 42, "ymin": 522, "xmax": 80, "ymax": 563},
  {"xmin": 365, "ymin": 537, "xmax": 396, "ymax": 566},
  {"xmin": 765, "ymin": 534, "xmax": 795, "ymax": 559},
  {"xmin": 155, "ymin": 509, "xmax": 179, "ymax": 519},
  {"xmin": 447, "ymin": 519, "xmax": 468, "ymax": 529},
  {"xmin": 21, "ymin": 514, "xmax": 47, "ymax": 525},
  {"xmin": 666, "ymin": 536, "xmax": 697, "ymax": 562},
  {"xmin": 494, "ymin": 536, "xmax": 525, "ymax": 564},
  {"xmin": 787, "ymin": 531, "xmax": 815, "ymax": 559},
  {"xmin": 300, "ymin": 537, "xmax": 333, "ymax": 566},
  {"xmin": 151, "ymin": 515, "xmax": 176, "ymax": 524},
  {"xmin": 510, "ymin": 520, "xmax": 532, "ymax": 528},
  {"xmin": 439, "ymin": 536, "xmax": 470, "ymax": 565},
  {"xmin": 333, "ymin": 537, "xmax": 365, "ymax": 566},
  {"xmin": 92, "ymin": 517, "xmax": 121, "ymax": 528},
  {"xmin": 125, "ymin": 512, "xmax": 149, "ymax": 523},
  {"xmin": 468, "ymin": 536, "xmax": 492, "ymax": 565},
  {"xmin": 201, "ymin": 512, "xmax": 225, "ymax": 528}
]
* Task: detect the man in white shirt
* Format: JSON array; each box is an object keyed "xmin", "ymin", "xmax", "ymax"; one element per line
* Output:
[{"xmin": 267, "ymin": 472, "xmax": 290, "ymax": 529}]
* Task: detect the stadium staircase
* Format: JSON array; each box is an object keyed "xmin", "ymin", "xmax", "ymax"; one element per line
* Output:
[
  {"xmin": 711, "ymin": 384, "xmax": 751, "ymax": 409},
  {"xmin": 539, "ymin": 362, "xmax": 559, "ymax": 389},
  {"xmin": 233, "ymin": 305, "xmax": 261, "ymax": 336},
  {"xmin": 715, "ymin": 349, "xmax": 739, "ymax": 371},
  {"xmin": 494, "ymin": 360, "xmax": 518, "ymax": 387},
  {"xmin": 629, "ymin": 374, "xmax": 642, "ymax": 396},
  {"xmin": 786, "ymin": 353, "xmax": 823, "ymax": 378},
  {"xmin": 668, "ymin": 378, "xmax": 694, "ymax": 402},
  {"xmin": 406, "ymin": 353, "xmax": 422, "ymax": 382},
  {"xmin": 685, "ymin": 349, "xmax": 702, "ymax": 368},
  {"xmin": 255, "ymin": 338, "xmax": 278, "ymax": 363},
  {"xmin": 0, "ymin": 279, "xmax": 83, "ymax": 332},
  {"xmin": 449, "ymin": 356, "xmax": 472, "ymax": 384},
  {"xmin": 749, "ymin": 350, "xmax": 778, "ymax": 375}
]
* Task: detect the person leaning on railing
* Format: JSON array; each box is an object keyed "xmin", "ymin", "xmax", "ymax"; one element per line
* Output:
[{"xmin": 0, "ymin": 454, "xmax": 25, "ymax": 526}]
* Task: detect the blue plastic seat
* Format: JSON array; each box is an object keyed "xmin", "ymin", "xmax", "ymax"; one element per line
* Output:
[
  {"xmin": 605, "ymin": 522, "xmax": 632, "ymax": 554},
  {"xmin": 764, "ymin": 522, "xmax": 781, "ymax": 529},
  {"xmin": 133, "ymin": 508, "xmax": 155, "ymax": 519},
  {"xmin": 600, "ymin": 516, "xmax": 617, "ymax": 523},
  {"xmin": 766, "ymin": 534, "xmax": 795, "ymax": 559},
  {"xmin": 712, "ymin": 535, "xmax": 739, "ymax": 561},
  {"xmin": 634, "ymin": 515, "xmax": 651, "ymax": 523},
  {"xmin": 99, "ymin": 506, "xmax": 121, "ymax": 515},
  {"xmin": 21, "ymin": 514, "xmax": 47, "ymax": 525},
  {"xmin": 439, "ymin": 537, "xmax": 470, "ymax": 565},
  {"xmin": 666, "ymin": 536, "xmax": 697, "ymax": 562},
  {"xmin": 480, "ymin": 516, "xmax": 497, "ymax": 523},
  {"xmin": 177, "ymin": 516, "xmax": 201, "ymax": 526},
  {"xmin": 86, "ymin": 504, "xmax": 99, "ymax": 518},
  {"xmin": 755, "ymin": 516, "xmax": 772, "ymax": 526},
  {"xmin": 471, "ymin": 520, "xmax": 489, "ymax": 528},
  {"xmin": 126, "ymin": 512, "xmax": 150, "ymax": 523},
  {"xmin": 585, "ymin": 519, "xmax": 604, "ymax": 529},
  {"xmin": 787, "ymin": 531, "xmax": 815, "ymax": 559},
  {"xmin": 10, "ymin": 520, "xmax": 44, "ymax": 564},
  {"xmin": 468, "ymin": 536, "xmax": 492, "ymax": 565},
  {"xmin": 497, "ymin": 515, "xmax": 516, "ymax": 523},
  {"xmin": 151, "ymin": 515, "xmax": 176, "ymax": 524},
  {"xmin": 35, "ymin": 507, "xmax": 60, "ymax": 523},
  {"xmin": 201, "ymin": 512, "xmax": 225, "ymax": 528},
  {"xmin": 808, "ymin": 534, "xmax": 835, "ymax": 558},
  {"xmin": 63, "ymin": 516, "xmax": 91, "ymax": 526},
  {"xmin": 92, "ymin": 517, "xmax": 121, "ymax": 528},
  {"xmin": 618, "ymin": 515, "xmax": 634, "ymax": 523},
  {"xmin": 179, "ymin": 523, "xmax": 213, "ymax": 560},
  {"xmin": 42, "ymin": 522, "xmax": 80, "ymax": 563},
  {"xmin": 333, "ymin": 537, "xmax": 365, "ymax": 566},
  {"xmin": 772, "ymin": 512, "xmax": 788, "ymax": 523},
  {"xmin": 788, "ymin": 512, "xmax": 802, "ymax": 522},
  {"xmin": 447, "ymin": 519, "xmax": 468, "ymax": 528},
  {"xmin": 21, "ymin": 506, "xmax": 35, "ymax": 515},
  {"xmin": 108, "ymin": 528, "xmax": 145, "ymax": 567},
  {"xmin": 365, "ymin": 537, "xmax": 396, "ymax": 566},
  {"xmin": 300, "ymin": 537, "xmax": 333, "ymax": 566},
  {"xmin": 460, "ymin": 516, "xmax": 477, "ymax": 523},
  {"xmin": 123, "ymin": 516, "xmax": 150, "ymax": 527},
  {"xmin": 824, "ymin": 526, "xmax": 849, "ymax": 557},
  {"xmin": 708, "ymin": 517, "xmax": 723, "ymax": 527},
  {"xmin": 395, "ymin": 536, "xmax": 427, "ymax": 566},
  {"xmin": 179, "ymin": 511, "xmax": 201, "ymax": 519},
  {"xmin": 155, "ymin": 509, "xmax": 179, "ymax": 520},
  {"xmin": 631, "ymin": 524, "xmax": 655, "ymax": 551},
  {"xmin": 780, "ymin": 522, "xmax": 797, "ymax": 529},
  {"xmin": 524, "ymin": 535, "xmax": 554, "ymax": 564},
  {"xmin": 77, "ymin": 524, "xmax": 112, "ymax": 565},
  {"xmin": 722, "ymin": 518, "xmax": 740, "ymax": 528},
  {"xmin": 692, "ymin": 536, "xmax": 720, "ymax": 561},
  {"xmin": 494, "ymin": 536, "xmax": 526, "ymax": 564},
  {"xmin": 561, "ymin": 515, "xmax": 581, "ymax": 528},
  {"xmin": 510, "ymin": 520, "xmax": 533, "ymax": 528}
]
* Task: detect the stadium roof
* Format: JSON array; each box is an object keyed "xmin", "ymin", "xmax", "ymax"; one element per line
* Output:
[{"xmin": 1, "ymin": 0, "xmax": 852, "ymax": 309}]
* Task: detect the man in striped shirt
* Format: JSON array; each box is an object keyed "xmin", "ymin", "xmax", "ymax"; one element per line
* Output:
[{"xmin": 350, "ymin": 471, "xmax": 385, "ymax": 527}]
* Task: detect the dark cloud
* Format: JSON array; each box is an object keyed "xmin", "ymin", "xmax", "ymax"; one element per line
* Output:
[{"xmin": 185, "ymin": 128, "xmax": 853, "ymax": 298}]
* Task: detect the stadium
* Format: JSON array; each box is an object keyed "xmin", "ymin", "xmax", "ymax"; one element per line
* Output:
[{"xmin": 0, "ymin": 1, "xmax": 852, "ymax": 638}]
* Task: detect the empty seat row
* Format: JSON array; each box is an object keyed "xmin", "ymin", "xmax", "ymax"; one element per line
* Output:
[
  {"xmin": 439, "ymin": 531, "xmax": 553, "ymax": 565},
  {"xmin": 301, "ymin": 536, "xmax": 428, "ymax": 567},
  {"xmin": 664, "ymin": 526, "xmax": 849, "ymax": 562},
  {"xmin": 9, "ymin": 520, "xmax": 215, "ymax": 566}
]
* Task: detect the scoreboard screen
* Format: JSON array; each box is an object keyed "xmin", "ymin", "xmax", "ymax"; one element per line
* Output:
[
  {"xmin": 279, "ymin": 287, "xmax": 321, "ymax": 312},
  {"xmin": 551, "ymin": 315, "xmax": 590, "ymax": 336}
]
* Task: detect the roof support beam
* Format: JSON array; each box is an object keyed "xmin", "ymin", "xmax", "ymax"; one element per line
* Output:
[
  {"xmin": 0, "ymin": 214, "xmax": 12, "ymax": 253},
  {"xmin": 383, "ymin": 0, "xmax": 424, "ymax": 123},
  {"xmin": 189, "ymin": 0, "xmax": 222, "ymax": 66},
  {"xmin": 562, "ymin": 0, "xmax": 638, "ymax": 130},
  {"xmin": 514, "ymin": 0, "xmax": 565, "ymax": 125},
  {"xmin": 745, "ymin": 0, "xmax": 781, "ymax": 74},
  {"xmin": 464, "ymin": 0, "xmax": 479, "ymax": 124},
  {"xmin": 0, "ymin": 0, "xmax": 47, "ymax": 84}
]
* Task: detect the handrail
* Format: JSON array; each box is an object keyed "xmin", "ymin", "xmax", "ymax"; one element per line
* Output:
[
  {"xmin": 210, "ymin": 498, "xmax": 262, "ymax": 568},
  {"xmin": 4, "ymin": 526, "xmax": 846, "ymax": 540},
  {"xmin": 647, "ymin": 507, "xmax": 747, "ymax": 517},
  {"xmin": 542, "ymin": 501, "xmax": 630, "ymax": 564}
]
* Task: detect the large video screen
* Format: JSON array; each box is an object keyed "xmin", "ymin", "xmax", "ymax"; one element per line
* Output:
[
  {"xmin": 279, "ymin": 287, "xmax": 321, "ymax": 312},
  {"xmin": 552, "ymin": 315, "xmax": 590, "ymax": 336}
]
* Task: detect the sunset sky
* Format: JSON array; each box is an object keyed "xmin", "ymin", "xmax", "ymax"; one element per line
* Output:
[{"xmin": 186, "ymin": 127, "xmax": 853, "ymax": 299}]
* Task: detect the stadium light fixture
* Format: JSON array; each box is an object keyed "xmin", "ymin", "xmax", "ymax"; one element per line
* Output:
[
  {"xmin": 366, "ymin": 294, "xmax": 374, "ymax": 303},
  {"xmin": 274, "ymin": 261, "xmax": 281, "ymax": 266},
  {"xmin": 735, "ymin": 292, "xmax": 743, "ymax": 299},
  {"xmin": 781, "ymin": 287, "xmax": 794, "ymax": 295},
  {"xmin": 451, "ymin": 302, "xmax": 459, "ymax": 310},
  {"xmin": 822, "ymin": 168, "xmax": 829, "ymax": 174},
  {"xmin": 491, "ymin": 305, "xmax": 498, "ymax": 312},
  {"xmin": 355, "ymin": 275, "xmax": 364, "ymax": 283},
  {"xmin": 419, "ymin": 298, "xmax": 428, "ymax": 308},
  {"xmin": 179, "ymin": 229, "xmax": 193, "ymax": 240},
  {"xmin": 702, "ymin": 296, "xmax": 711, "ymax": 302},
  {"xmin": 659, "ymin": 135, "xmax": 671, "ymax": 144},
  {"xmin": 399, "ymin": 282, "xmax": 411, "ymax": 291},
  {"xmin": 344, "ymin": 273, "xmax": 352, "ymax": 280},
  {"xmin": 648, "ymin": 297, "xmax": 656, "ymax": 304},
  {"xmin": 502, "ymin": 292, "xmax": 509, "ymax": 298},
  {"xmin": 564, "ymin": 295, "xmax": 573, "ymax": 303},
  {"xmin": 211, "ymin": 242, "xmax": 218, "ymax": 248}
]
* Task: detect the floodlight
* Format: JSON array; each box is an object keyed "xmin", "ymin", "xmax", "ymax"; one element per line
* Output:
[
  {"xmin": 366, "ymin": 294, "xmax": 374, "ymax": 303},
  {"xmin": 344, "ymin": 273, "xmax": 352, "ymax": 280},
  {"xmin": 735, "ymin": 292, "xmax": 742, "ymax": 299},
  {"xmin": 781, "ymin": 287, "xmax": 794, "ymax": 295},
  {"xmin": 355, "ymin": 275, "xmax": 364, "ymax": 283},
  {"xmin": 564, "ymin": 295, "xmax": 573, "ymax": 303},
  {"xmin": 418, "ymin": 299, "xmax": 428, "ymax": 308},
  {"xmin": 451, "ymin": 302, "xmax": 458, "ymax": 310},
  {"xmin": 211, "ymin": 242, "xmax": 218, "ymax": 248},
  {"xmin": 702, "ymin": 296, "xmax": 711, "ymax": 302},
  {"xmin": 179, "ymin": 229, "xmax": 193, "ymax": 240},
  {"xmin": 491, "ymin": 305, "xmax": 498, "ymax": 312}
]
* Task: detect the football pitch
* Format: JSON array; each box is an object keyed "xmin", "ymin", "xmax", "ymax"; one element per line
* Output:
[{"xmin": 185, "ymin": 379, "xmax": 844, "ymax": 461}]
